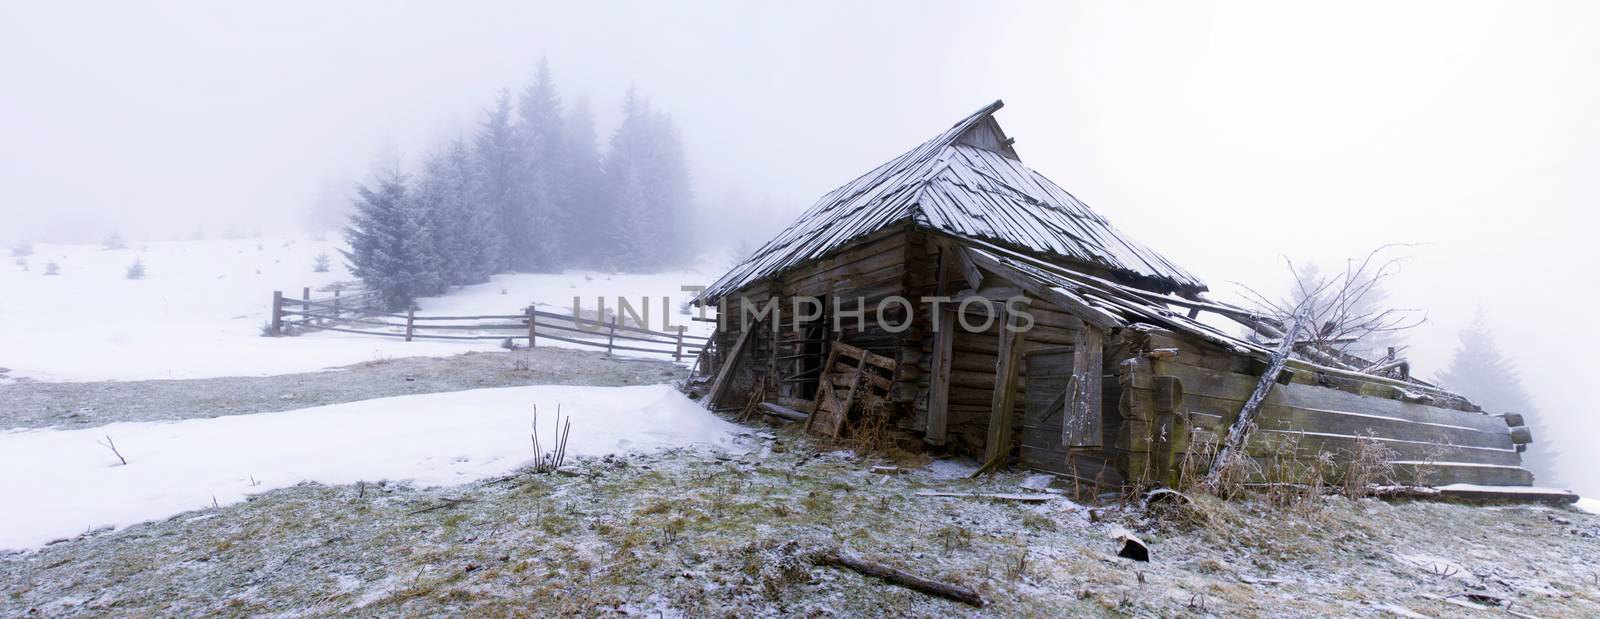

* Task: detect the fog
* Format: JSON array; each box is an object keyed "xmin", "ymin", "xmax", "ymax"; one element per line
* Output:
[{"xmin": 3, "ymin": 2, "xmax": 1596, "ymax": 493}]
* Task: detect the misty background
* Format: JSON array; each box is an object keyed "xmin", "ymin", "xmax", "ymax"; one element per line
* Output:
[{"xmin": 2, "ymin": 2, "xmax": 1595, "ymax": 493}]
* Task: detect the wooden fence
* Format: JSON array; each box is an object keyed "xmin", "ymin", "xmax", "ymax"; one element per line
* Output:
[{"xmin": 268, "ymin": 287, "xmax": 708, "ymax": 362}]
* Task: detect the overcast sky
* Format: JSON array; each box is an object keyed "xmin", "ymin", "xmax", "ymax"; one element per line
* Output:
[{"xmin": 3, "ymin": 1, "xmax": 1595, "ymax": 492}]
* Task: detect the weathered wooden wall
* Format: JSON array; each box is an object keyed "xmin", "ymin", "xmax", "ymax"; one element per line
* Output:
[{"xmin": 1121, "ymin": 329, "xmax": 1533, "ymax": 487}]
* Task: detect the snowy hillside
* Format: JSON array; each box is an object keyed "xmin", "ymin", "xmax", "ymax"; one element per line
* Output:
[{"xmin": 0, "ymin": 235, "xmax": 727, "ymax": 382}]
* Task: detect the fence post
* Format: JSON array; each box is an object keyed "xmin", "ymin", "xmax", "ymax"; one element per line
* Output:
[
  {"xmin": 270, "ymin": 291, "xmax": 283, "ymax": 336},
  {"xmin": 302, "ymin": 287, "xmax": 311, "ymax": 321},
  {"xmin": 333, "ymin": 289, "xmax": 341, "ymax": 319},
  {"xmin": 405, "ymin": 307, "xmax": 416, "ymax": 342},
  {"xmin": 605, "ymin": 316, "xmax": 617, "ymax": 356},
  {"xmin": 526, "ymin": 306, "xmax": 537, "ymax": 348},
  {"xmin": 673, "ymin": 328, "xmax": 684, "ymax": 362}
]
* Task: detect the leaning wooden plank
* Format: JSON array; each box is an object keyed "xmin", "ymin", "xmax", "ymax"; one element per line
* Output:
[
  {"xmin": 926, "ymin": 307, "xmax": 957, "ymax": 445},
  {"xmin": 1205, "ymin": 312, "xmax": 1307, "ymax": 486},
  {"xmin": 1066, "ymin": 326, "xmax": 1104, "ymax": 447},
  {"xmin": 811, "ymin": 549, "xmax": 984, "ymax": 608},
  {"xmin": 982, "ymin": 309, "xmax": 1027, "ymax": 466},
  {"xmin": 914, "ymin": 491, "xmax": 1056, "ymax": 503},
  {"xmin": 706, "ymin": 328, "xmax": 753, "ymax": 410}
]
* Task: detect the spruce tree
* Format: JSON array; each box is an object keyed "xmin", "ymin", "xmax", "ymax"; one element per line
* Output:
[
  {"xmin": 1436, "ymin": 310, "xmax": 1560, "ymax": 484},
  {"xmin": 341, "ymin": 169, "xmax": 445, "ymax": 311},
  {"xmin": 563, "ymin": 96, "xmax": 605, "ymax": 266},
  {"xmin": 602, "ymin": 87, "xmax": 693, "ymax": 270},
  {"xmin": 474, "ymin": 90, "xmax": 524, "ymax": 273},
  {"xmin": 514, "ymin": 59, "xmax": 566, "ymax": 271}
]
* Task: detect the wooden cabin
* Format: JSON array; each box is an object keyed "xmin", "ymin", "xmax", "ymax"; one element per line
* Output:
[{"xmin": 690, "ymin": 101, "xmax": 1536, "ymax": 490}]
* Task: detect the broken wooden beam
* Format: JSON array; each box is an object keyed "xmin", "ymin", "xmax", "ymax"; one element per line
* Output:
[
  {"xmin": 914, "ymin": 491, "xmax": 1055, "ymax": 503},
  {"xmin": 812, "ymin": 549, "xmax": 985, "ymax": 607},
  {"xmin": 757, "ymin": 402, "xmax": 809, "ymax": 423},
  {"xmin": 1205, "ymin": 311, "xmax": 1308, "ymax": 487}
]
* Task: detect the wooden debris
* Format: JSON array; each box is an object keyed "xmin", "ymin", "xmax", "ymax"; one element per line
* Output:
[
  {"xmin": 1112, "ymin": 528, "xmax": 1150, "ymax": 561},
  {"xmin": 914, "ymin": 491, "xmax": 1054, "ymax": 503},
  {"xmin": 758, "ymin": 402, "xmax": 809, "ymax": 423},
  {"xmin": 812, "ymin": 549, "xmax": 984, "ymax": 607},
  {"xmin": 870, "ymin": 465, "xmax": 901, "ymax": 475}
]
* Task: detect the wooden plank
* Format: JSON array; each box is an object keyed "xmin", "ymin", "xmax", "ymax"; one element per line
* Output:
[
  {"xmin": 1066, "ymin": 326, "xmax": 1103, "ymax": 447},
  {"xmin": 982, "ymin": 309, "xmax": 1026, "ymax": 465},
  {"xmin": 707, "ymin": 328, "xmax": 753, "ymax": 409},
  {"xmin": 925, "ymin": 308, "xmax": 957, "ymax": 445}
]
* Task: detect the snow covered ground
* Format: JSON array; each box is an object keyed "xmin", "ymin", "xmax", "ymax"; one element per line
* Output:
[
  {"xmin": 0, "ymin": 384, "xmax": 742, "ymax": 551},
  {"xmin": 0, "ymin": 234, "xmax": 727, "ymax": 382},
  {"xmin": 1579, "ymin": 497, "xmax": 1600, "ymax": 515}
]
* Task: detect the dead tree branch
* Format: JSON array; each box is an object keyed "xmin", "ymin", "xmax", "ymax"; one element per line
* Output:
[{"xmin": 97, "ymin": 435, "xmax": 127, "ymax": 466}]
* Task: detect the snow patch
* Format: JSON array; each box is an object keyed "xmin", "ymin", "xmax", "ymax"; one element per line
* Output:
[
  {"xmin": 0, "ymin": 384, "xmax": 740, "ymax": 550},
  {"xmin": 1578, "ymin": 497, "xmax": 1600, "ymax": 515}
]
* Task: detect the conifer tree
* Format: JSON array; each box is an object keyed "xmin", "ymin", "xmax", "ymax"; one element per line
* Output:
[
  {"xmin": 514, "ymin": 59, "xmax": 566, "ymax": 271},
  {"xmin": 1436, "ymin": 310, "xmax": 1560, "ymax": 484},
  {"xmin": 474, "ymin": 90, "xmax": 524, "ymax": 272},
  {"xmin": 341, "ymin": 169, "xmax": 444, "ymax": 311},
  {"xmin": 563, "ymin": 96, "xmax": 606, "ymax": 266},
  {"xmin": 602, "ymin": 88, "xmax": 693, "ymax": 269}
]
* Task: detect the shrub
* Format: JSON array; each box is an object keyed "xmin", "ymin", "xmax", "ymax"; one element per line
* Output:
[
  {"xmin": 102, "ymin": 233, "xmax": 126, "ymax": 250},
  {"xmin": 313, "ymin": 252, "xmax": 331, "ymax": 273},
  {"xmin": 9, "ymin": 243, "xmax": 32, "ymax": 257},
  {"xmin": 125, "ymin": 259, "xmax": 145, "ymax": 280},
  {"xmin": 44, "ymin": 262, "xmax": 60, "ymax": 275}
]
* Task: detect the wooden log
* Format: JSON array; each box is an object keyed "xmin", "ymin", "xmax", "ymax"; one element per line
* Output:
[
  {"xmin": 1205, "ymin": 312, "xmax": 1307, "ymax": 485},
  {"xmin": 812, "ymin": 549, "xmax": 984, "ymax": 608},
  {"xmin": 914, "ymin": 491, "xmax": 1055, "ymax": 503},
  {"xmin": 758, "ymin": 402, "xmax": 809, "ymax": 422}
]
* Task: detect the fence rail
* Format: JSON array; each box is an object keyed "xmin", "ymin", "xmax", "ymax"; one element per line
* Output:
[{"xmin": 268, "ymin": 287, "xmax": 708, "ymax": 362}]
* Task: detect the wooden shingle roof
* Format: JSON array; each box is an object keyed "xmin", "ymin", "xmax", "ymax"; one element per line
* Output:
[{"xmin": 701, "ymin": 100, "xmax": 1207, "ymax": 301}]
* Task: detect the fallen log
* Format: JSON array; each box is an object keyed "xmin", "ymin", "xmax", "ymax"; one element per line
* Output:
[
  {"xmin": 914, "ymin": 491, "xmax": 1055, "ymax": 503},
  {"xmin": 758, "ymin": 402, "xmax": 809, "ymax": 423},
  {"xmin": 812, "ymin": 549, "xmax": 984, "ymax": 607}
]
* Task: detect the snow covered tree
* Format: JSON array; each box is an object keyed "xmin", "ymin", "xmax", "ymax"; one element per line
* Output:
[
  {"xmin": 125, "ymin": 259, "xmax": 145, "ymax": 280},
  {"xmin": 474, "ymin": 90, "xmax": 526, "ymax": 272},
  {"xmin": 341, "ymin": 169, "xmax": 445, "ymax": 311},
  {"xmin": 1435, "ymin": 310, "xmax": 1560, "ymax": 485},
  {"xmin": 44, "ymin": 261, "xmax": 59, "ymax": 275},
  {"xmin": 562, "ymin": 96, "xmax": 606, "ymax": 266},
  {"xmin": 414, "ymin": 139, "xmax": 502, "ymax": 286},
  {"xmin": 601, "ymin": 88, "xmax": 694, "ymax": 270},
  {"xmin": 312, "ymin": 252, "xmax": 331, "ymax": 273},
  {"xmin": 512, "ymin": 59, "xmax": 566, "ymax": 271},
  {"xmin": 102, "ymin": 232, "xmax": 126, "ymax": 250},
  {"xmin": 10, "ymin": 243, "xmax": 32, "ymax": 257},
  {"xmin": 606, "ymin": 168, "xmax": 657, "ymax": 269}
]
